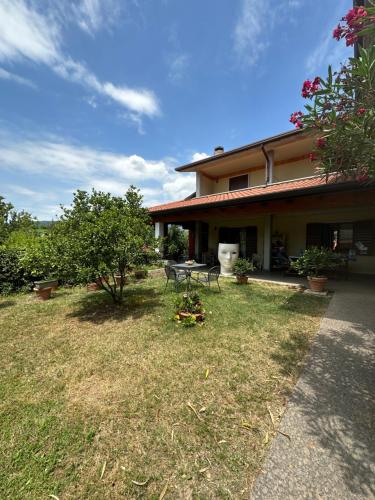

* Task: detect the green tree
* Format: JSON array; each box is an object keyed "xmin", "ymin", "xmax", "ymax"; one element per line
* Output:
[
  {"xmin": 165, "ymin": 225, "xmax": 188, "ymax": 261},
  {"xmin": 0, "ymin": 195, "xmax": 36, "ymax": 245},
  {"xmin": 55, "ymin": 187, "xmax": 157, "ymax": 303}
]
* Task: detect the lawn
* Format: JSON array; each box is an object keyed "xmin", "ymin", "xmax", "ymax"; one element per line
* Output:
[{"xmin": 0, "ymin": 276, "xmax": 327, "ymax": 499}]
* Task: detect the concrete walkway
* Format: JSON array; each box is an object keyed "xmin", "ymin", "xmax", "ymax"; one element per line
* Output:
[{"xmin": 251, "ymin": 278, "xmax": 375, "ymax": 499}]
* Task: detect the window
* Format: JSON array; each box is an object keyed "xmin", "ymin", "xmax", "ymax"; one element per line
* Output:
[
  {"xmin": 306, "ymin": 221, "xmax": 375, "ymax": 256},
  {"xmin": 229, "ymin": 174, "xmax": 248, "ymax": 191}
]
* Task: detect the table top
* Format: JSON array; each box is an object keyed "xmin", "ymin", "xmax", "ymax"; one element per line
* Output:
[{"xmin": 172, "ymin": 263, "xmax": 207, "ymax": 270}]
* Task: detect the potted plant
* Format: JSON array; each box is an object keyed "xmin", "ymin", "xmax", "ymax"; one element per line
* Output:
[
  {"xmin": 34, "ymin": 286, "xmax": 53, "ymax": 300},
  {"xmin": 114, "ymin": 273, "xmax": 129, "ymax": 287},
  {"xmin": 233, "ymin": 258, "xmax": 254, "ymax": 284},
  {"xmin": 34, "ymin": 278, "xmax": 59, "ymax": 291},
  {"xmin": 134, "ymin": 267, "xmax": 148, "ymax": 280},
  {"xmin": 292, "ymin": 247, "xmax": 340, "ymax": 292},
  {"xmin": 174, "ymin": 292, "xmax": 205, "ymax": 326}
]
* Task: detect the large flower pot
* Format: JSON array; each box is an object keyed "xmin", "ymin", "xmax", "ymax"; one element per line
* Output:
[
  {"xmin": 96, "ymin": 276, "xmax": 109, "ymax": 288},
  {"xmin": 34, "ymin": 287, "xmax": 52, "ymax": 300},
  {"xmin": 307, "ymin": 276, "xmax": 328, "ymax": 292},
  {"xmin": 87, "ymin": 282, "xmax": 99, "ymax": 292},
  {"xmin": 236, "ymin": 275, "xmax": 249, "ymax": 284},
  {"xmin": 114, "ymin": 275, "xmax": 128, "ymax": 286},
  {"xmin": 218, "ymin": 243, "xmax": 239, "ymax": 276},
  {"xmin": 134, "ymin": 269, "xmax": 147, "ymax": 279},
  {"xmin": 34, "ymin": 279, "xmax": 58, "ymax": 291}
]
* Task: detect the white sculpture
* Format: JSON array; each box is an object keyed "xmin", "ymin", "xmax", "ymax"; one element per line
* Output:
[{"xmin": 218, "ymin": 243, "xmax": 239, "ymax": 276}]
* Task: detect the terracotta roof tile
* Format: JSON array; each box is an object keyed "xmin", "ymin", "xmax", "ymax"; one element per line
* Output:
[{"xmin": 149, "ymin": 175, "xmax": 339, "ymax": 213}]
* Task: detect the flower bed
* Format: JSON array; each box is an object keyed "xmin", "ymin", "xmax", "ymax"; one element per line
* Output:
[{"xmin": 174, "ymin": 292, "xmax": 205, "ymax": 327}]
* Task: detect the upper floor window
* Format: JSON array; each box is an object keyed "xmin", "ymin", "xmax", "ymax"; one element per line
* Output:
[{"xmin": 229, "ymin": 174, "xmax": 248, "ymax": 191}]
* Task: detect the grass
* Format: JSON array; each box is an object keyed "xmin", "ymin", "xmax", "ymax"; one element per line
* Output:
[{"xmin": 0, "ymin": 276, "xmax": 328, "ymax": 499}]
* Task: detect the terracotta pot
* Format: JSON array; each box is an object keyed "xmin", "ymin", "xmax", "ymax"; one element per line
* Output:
[
  {"xmin": 34, "ymin": 279, "xmax": 58, "ymax": 291},
  {"xmin": 114, "ymin": 275, "xmax": 126, "ymax": 286},
  {"xmin": 236, "ymin": 275, "xmax": 249, "ymax": 284},
  {"xmin": 34, "ymin": 287, "xmax": 52, "ymax": 300},
  {"xmin": 134, "ymin": 270, "xmax": 147, "ymax": 279},
  {"xmin": 87, "ymin": 282, "xmax": 99, "ymax": 292},
  {"xmin": 307, "ymin": 276, "xmax": 328, "ymax": 292},
  {"xmin": 96, "ymin": 275, "xmax": 109, "ymax": 287}
]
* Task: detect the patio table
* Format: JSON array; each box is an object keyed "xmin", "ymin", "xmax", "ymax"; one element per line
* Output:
[{"xmin": 172, "ymin": 263, "xmax": 207, "ymax": 291}]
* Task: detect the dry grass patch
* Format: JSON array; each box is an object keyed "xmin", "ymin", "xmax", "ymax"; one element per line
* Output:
[{"xmin": 0, "ymin": 278, "xmax": 328, "ymax": 499}]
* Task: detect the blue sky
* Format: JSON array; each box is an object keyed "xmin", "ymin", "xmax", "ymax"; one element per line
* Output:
[{"xmin": 0, "ymin": 0, "xmax": 352, "ymax": 219}]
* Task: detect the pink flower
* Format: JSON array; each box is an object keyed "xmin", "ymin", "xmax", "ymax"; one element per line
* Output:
[
  {"xmin": 309, "ymin": 152, "xmax": 318, "ymax": 161},
  {"xmin": 345, "ymin": 33, "xmax": 358, "ymax": 46},
  {"xmin": 316, "ymin": 137, "xmax": 326, "ymax": 148},
  {"xmin": 301, "ymin": 77, "xmax": 320, "ymax": 98},
  {"xmin": 333, "ymin": 6, "xmax": 368, "ymax": 44},
  {"xmin": 357, "ymin": 107, "xmax": 366, "ymax": 115},
  {"xmin": 290, "ymin": 111, "xmax": 304, "ymax": 127},
  {"xmin": 333, "ymin": 25, "xmax": 344, "ymax": 40}
]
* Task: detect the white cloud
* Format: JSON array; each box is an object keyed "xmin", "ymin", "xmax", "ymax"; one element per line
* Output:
[
  {"xmin": 73, "ymin": 0, "xmax": 122, "ymax": 36},
  {"xmin": 234, "ymin": 0, "xmax": 303, "ymax": 67},
  {"xmin": 0, "ymin": 127, "xmax": 198, "ymax": 215},
  {"xmin": 234, "ymin": 0, "xmax": 271, "ymax": 67},
  {"xmin": 306, "ymin": 31, "xmax": 350, "ymax": 74},
  {"xmin": 0, "ymin": 67, "xmax": 37, "ymax": 89},
  {"xmin": 191, "ymin": 152, "xmax": 209, "ymax": 162},
  {"xmin": 163, "ymin": 174, "xmax": 196, "ymax": 201},
  {"xmin": 0, "ymin": 0, "xmax": 60, "ymax": 64},
  {"xmin": 167, "ymin": 53, "xmax": 190, "ymax": 83},
  {"xmin": 0, "ymin": 0, "xmax": 160, "ymax": 118},
  {"xmin": 0, "ymin": 134, "xmax": 169, "ymax": 183},
  {"xmin": 305, "ymin": 0, "xmax": 350, "ymax": 74}
]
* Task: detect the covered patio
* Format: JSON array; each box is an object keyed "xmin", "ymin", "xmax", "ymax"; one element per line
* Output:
[{"xmin": 151, "ymin": 178, "xmax": 375, "ymax": 275}]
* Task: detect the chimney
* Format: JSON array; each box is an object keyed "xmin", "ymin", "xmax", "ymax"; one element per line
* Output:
[{"xmin": 214, "ymin": 146, "xmax": 224, "ymax": 155}]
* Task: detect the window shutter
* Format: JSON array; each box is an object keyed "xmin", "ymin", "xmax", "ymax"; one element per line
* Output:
[
  {"xmin": 353, "ymin": 220, "xmax": 375, "ymax": 256},
  {"xmin": 306, "ymin": 223, "xmax": 331, "ymax": 248},
  {"xmin": 229, "ymin": 175, "xmax": 248, "ymax": 191}
]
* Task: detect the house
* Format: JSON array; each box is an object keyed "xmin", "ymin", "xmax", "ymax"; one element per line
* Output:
[{"xmin": 149, "ymin": 129, "xmax": 375, "ymax": 274}]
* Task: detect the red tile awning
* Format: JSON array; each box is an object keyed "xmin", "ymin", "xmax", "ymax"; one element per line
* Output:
[{"xmin": 149, "ymin": 175, "xmax": 356, "ymax": 215}]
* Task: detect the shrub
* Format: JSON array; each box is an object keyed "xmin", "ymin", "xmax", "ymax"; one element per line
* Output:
[
  {"xmin": 292, "ymin": 247, "xmax": 342, "ymax": 277},
  {"xmin": 165, "ymin": 225, "xmax": 188, "ymax": 261},
  {"xmin": 0, "ymin": 248, "xmax": 30, "ymax": 294},
  {"xmin": 233, "ymin": 258, "xmax": 254, "ymax": 276}
]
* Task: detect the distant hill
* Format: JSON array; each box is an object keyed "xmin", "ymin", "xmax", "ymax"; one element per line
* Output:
[{"xmin": 36, "ymin": 220, "xmax": 55, "ymax": 228}]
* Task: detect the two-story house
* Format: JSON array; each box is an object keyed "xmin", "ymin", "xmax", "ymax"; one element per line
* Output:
[{"xmin": 149, "ymin": 129, "xmax": 375, "ymax": 274}]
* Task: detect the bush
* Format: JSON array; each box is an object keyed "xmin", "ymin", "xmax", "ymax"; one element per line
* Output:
[
  {"xmin": 165, "ymin": 225, "xmax": 188, "ymax": 261},
  {"xmin": 233, "ymin": 258, "xmax": 254, "ymax": 276},
  {"xmin": 292, "ymin": 247, "xmax": 341, "ymax": 277},
  {"xmin": 0, "ymin": 248, "xmax": 31, "ymax": 294}
]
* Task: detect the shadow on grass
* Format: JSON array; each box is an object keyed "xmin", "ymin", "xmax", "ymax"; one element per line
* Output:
[
  {"xmin": 67, "ymin": 284, "xmax": 162, "ymax": 324},
  {"xmin": 271, "ymin": 330, "xmax": 311, "ymax": 377},
  {"xmin": 0, "ymin": 300, "xmax": 15, "ymax": 310},
  {"xmin": 280, "ymin": 292, "xmax": 329, "ymax": 317}
]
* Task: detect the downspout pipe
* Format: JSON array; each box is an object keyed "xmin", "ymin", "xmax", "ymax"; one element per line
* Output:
[{"xmin": 261, "ymin": 144, "xmax": 271, "ymax": 185}]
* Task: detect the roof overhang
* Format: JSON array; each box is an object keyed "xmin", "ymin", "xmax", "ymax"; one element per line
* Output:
[
  {"xmin": 175, "ymin": 129, "xmax": 307, "ymax": 173},
  {"xmin": 150, "ymin": 179, "xmax": 373, "ymax": 218}
]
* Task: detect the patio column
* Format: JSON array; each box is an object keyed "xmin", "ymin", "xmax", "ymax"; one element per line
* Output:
[
  {"xmin": 155, "ymin": 222, "xmax": 166, "ymax": 257},
  {"xmin": 263, "ymin": 215, "xmax": 272, "ymax": 271},
  {"xmin": 195, "ymin": 221, "xmax": 201, "ymax": 260}
]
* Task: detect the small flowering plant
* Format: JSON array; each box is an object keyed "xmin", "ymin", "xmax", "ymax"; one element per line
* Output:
[
  {"xmin": 290, "ymin": 4, "xmax": 375, "ymax": 180},
  {"xmin": 174, "ymin": 292, "xmax": 205, "ymax": 327}
]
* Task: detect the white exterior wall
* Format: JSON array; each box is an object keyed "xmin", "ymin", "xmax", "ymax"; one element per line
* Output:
[{"xmin": 195, "ymin": 159, "xmax": 316, "ymax": 197}]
